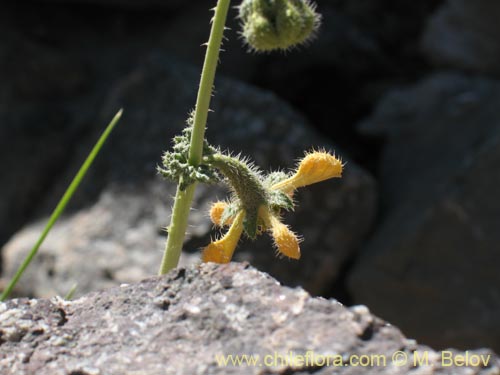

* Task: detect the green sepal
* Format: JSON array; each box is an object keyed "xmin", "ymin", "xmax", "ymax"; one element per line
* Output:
[
  {"xmin": 221, "ymin": 200, "xmax": 241, "ymax": 226},
  {"xmin": 268, "ymin": 189, "xmax": 294, "ymax": 212},
  {"xmin": 210, "ymin": 154, "xmax": 268, "ymax": 239},
  {"xmin": 263, "ymin": 171, "xmax": 294, "ymax": 212}
]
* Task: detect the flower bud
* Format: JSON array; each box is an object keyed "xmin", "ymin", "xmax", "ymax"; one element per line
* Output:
[
  {"xmin": 239, "ymin": 0, "xmax": 321, "ymax": 52},
  {"xmin": 209, "ymin": 201, "xmax": 228, "ymax": 226}
]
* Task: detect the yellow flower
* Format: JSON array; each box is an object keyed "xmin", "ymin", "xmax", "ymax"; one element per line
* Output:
[
  {"xmin": 202, "ymin": 150, "xmax": 342, "ymax": 264},
  {"xmin": 271, "ymin": 151, "xmax": 343, "ymax": 193},
  {"xmin": 202, "ymin": 211, "xmax": 245, "ymax": 263},
  {"xmin": 204, "ymin": 206, "xmax": 300, "ymax": 263}
]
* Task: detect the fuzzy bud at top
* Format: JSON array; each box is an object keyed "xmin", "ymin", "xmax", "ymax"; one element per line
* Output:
[{"xmin": 239, "ymin": 0, "xmax": 321, "ymax": 52}]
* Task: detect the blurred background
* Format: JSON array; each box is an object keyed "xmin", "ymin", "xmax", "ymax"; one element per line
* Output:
[{"xmin": 1, "ymin": 0, "xmax": 499, "ymax": 352}]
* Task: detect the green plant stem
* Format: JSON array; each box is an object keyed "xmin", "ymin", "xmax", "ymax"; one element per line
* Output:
[
  {"xmin": 0, "ymin": 110, "xmax": 122, "ymax": 301},
  {"xmin": 159, "ymin": 0, "xmax": 231, "ymax": 275}
]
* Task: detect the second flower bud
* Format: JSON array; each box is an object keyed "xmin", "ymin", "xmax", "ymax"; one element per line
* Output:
[{"xmin": 239, "ymin": 0, "xmax": 321, "ymax": 52}]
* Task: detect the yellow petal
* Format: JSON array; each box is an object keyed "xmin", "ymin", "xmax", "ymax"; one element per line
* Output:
[
  {"xmin": 202, "ymin": 242, "xmax": 231, "ymax": 263},
  {"xmin": 259, "ymin": 207, "xmax": 301, "ymax": 260},
  {"xmin": 202, "ymin": 211, "xmax": 245, "ymax": 264},
  {"xmin": 271, "ymin": 151, "xmax": 343, "ymax": 193},
  {"xmin": 271, "ymin": 218, "xmax": 301, "ymax": 260}
]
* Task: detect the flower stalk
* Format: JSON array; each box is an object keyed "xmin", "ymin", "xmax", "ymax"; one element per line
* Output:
[{"xmin": 158, "ymin": 0, "xmax": 232, "ymax": 275}]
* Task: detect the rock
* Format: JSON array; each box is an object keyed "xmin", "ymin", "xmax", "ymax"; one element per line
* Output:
[
  {"xmin": 358, "ymin": 72, "xmax": 500, "ymax": 210},
  {"xmin": 0, "ymin": 0, "xmax": 437, "ymax": 255},
  {"xmin": 29, "ymin": 0, "xmax": 189, "ymax": 10},
  {"xmin": 252, "ymin": 0, "xmax": 441, "ymax": 149},
  {"xmin": 158, "ymin": 0, "xmax": 440, "ymax": 159},
  {"xmin": 0, "ymin": 6, "xmax": 94, "ymax": 253},
  {"xmin": 0, "ymin": 0, "xmax": 444, "ymax": 258},
  {"xmin": 350, "ymin": 73, "xmax": 500, "ymax": 351},
  {"xmin": 1, "ymin": 263, "xmax": 498, "ymax": 375},
  {"xmin": 421, "ymin": 0, "xmax": 500, "ymax": 74},
  {"xmin": 1, "ymin": 54, "xmax": 376, "ymax": 299},
  {"xmin": 0, "ymin": 1, "xmax": 172, "ymax": 250}
]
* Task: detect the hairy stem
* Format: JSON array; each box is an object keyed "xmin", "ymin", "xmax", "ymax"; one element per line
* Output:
[{"xmin": 159, "ymin": 0, "xmax": 231, "ymax": 275}]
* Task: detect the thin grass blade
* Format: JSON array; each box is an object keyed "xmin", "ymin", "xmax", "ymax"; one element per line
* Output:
[{"xmin": 0, "ymin": 109, "xmax": 123, "ymax": 301}]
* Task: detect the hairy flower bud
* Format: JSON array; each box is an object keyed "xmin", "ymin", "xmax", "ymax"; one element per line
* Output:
[
  {"xmin": 209, "ymin": 201, "xmax": 228, "ymax": 226},
  {"xmin": 239, "ymin": 0, "xmax": 321, "ymax": 52}
]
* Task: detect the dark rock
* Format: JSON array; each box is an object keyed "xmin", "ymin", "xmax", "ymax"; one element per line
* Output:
[
  {"xmin": 1, "ymin": 54, "xmax": 376, "ymax": 299},
  {"xmin": 158, "ymin": 0, "xmax": 441, "ymax": 161},
  {"xmin": 349, "ymin": 73, "xmax": 500, "ymax": 351},
  {"xmin": 422, "ymin": 0, "xmax": 500, "ymax": 74},
  {"xmin": 252, "ymin": 0, "xmax": 441, "ymax": 157},
  {"xmin": 358, "ymin": 72, "xmax": 500, "ymax": 210},
  {"xmin": 29, "ymin": 0, "xmax": 189, "ymax": 10},
  {"xmin": 0, "ymin": 1, "xmax": 164, "ymax": 251},
  {"xmin": 0, "ymin": 6, "xmax": 94, "ymax": 255},
  {"xmin": 1, "ymin": 263, "xmax": 498, "ymax": 374},
  {"xmin": 0, "ymin": 0, "xmax": 437, "ymax": 253}
]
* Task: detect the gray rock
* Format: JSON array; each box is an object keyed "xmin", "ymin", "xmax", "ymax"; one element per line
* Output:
[
  {"xmin": 350, "ymin": 73, "xmax": 500, "ymax": 351},
  {"xmin": 1, "ymin": 54, "xmax": 376, "ymax": 299},
  {"xmin": 421, "ymin": 0, "xmax": 500, "ymax": 74},
  {"xmin": 359, "ymin": 72, "xmax": 500, "ymax": 210},
  {"xmin": 1, "ymin": 263, "xmax": 498, "ymax": 375}
]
